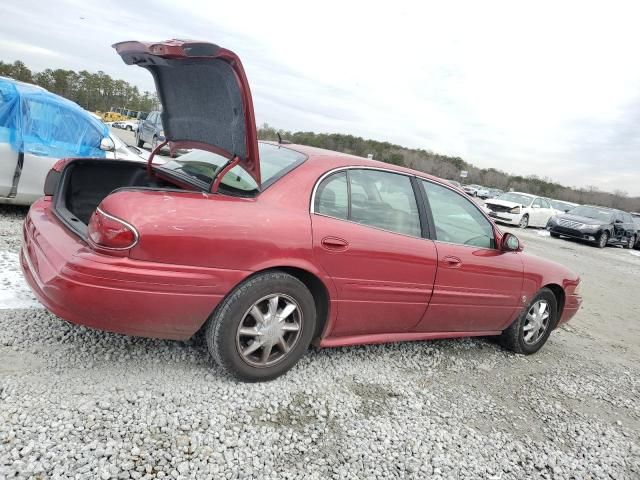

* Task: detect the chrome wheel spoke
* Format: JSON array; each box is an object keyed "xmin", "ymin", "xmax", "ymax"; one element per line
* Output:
[
  {"xmin": 267, "ymin": 296, "xmax": 280, "ymax": 318},
  {"xmin": 243, "ymin": 340, "xmax": 263, "ymax": 356},
  {"xmin": 277, "ymin": 335, "xmax": 290, "ymax": 354},
  {"xmin": 281, "ymin": 322, "xmax": 300, "ymax": 332},
  {"xmin": 260, "ymin": 342, "xmax": 273, "ymax": 364},
  {"xmin": 238, "ymin": 326, "xmax": 262, "ymax": 337},
  {"xmin": 279, "ymin": 303, "xmax": 297, "ymax": 321},
  {"xmin": 250, "ymin": 305, "xmax": 265, "ymax": 324}
]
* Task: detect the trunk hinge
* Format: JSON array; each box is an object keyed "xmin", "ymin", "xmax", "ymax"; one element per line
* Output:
[{"xmin": 211, "ymin": 156, "xmax": 241, "ymax": 193}]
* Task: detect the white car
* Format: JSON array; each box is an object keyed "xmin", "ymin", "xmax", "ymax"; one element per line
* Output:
[
  {"xmin": 0, "ymin": 77, "xmax": 145, "ymax": 206},
  {"xmin": 484, "ymin": 192, "xmax": 556, "ymax": 228},
  {"xmin": 463, "ymin": 184, "xmax": 481, "ymax": 196}
]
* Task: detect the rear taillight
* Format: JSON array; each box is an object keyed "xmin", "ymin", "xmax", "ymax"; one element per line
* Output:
[
  {"xmin": 87, "ymin": 208, "xmax": 139, "ymax": 250},
  {"xmin": 43, "ymin": 159, "xmax": 72, "ymax": 196}
]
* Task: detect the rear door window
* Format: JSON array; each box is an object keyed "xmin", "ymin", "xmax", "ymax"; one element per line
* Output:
[
  {"xmin": 348, "ymin": 169, "xmax": 421, "ymax": 237},
  {"xmin": 312, "ymin": 168, "xmax": 422, "ymax": 237},
  {"xmin": 314, "ymin": 172, "xmax": 348, "ymax": 220}
]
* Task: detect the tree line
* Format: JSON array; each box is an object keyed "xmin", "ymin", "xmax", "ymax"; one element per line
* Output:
[
  {"xmin": 258, "ymin": 124, "xmax": 640, "ymax": 212},
  {"xmin": 0, "ymin": 60, "xmax": 157, "ymax": 113}
]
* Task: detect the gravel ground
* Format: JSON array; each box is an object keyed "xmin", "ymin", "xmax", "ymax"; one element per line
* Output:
[{"xmin": 1, "ymin": 200, "xmax": 639, "ymax": 479}]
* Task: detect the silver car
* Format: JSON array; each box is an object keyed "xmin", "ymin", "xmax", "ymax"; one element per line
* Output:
[{"xmin": 0, "ymin": 77, "xmax": 145, "ymax": 206}]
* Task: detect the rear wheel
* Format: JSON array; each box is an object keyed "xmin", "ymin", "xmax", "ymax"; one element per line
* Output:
[
  {"xmin": 597, "ymin": 231, "xmax": 609, "ymax": 248},
  {"xmin": 499, "ymin": 288, "xmax": 557, "ymax": 355},
  {"xmin": 205, "ymin": 272, "xmax": 316, "ymax": 382},
  {"xmin": 519, "ymin": 214, "xmax": 529, "ymax": 229},
  {"xmin": 126, "ymin": 125, "xmax": 133, "ymax": 131}
]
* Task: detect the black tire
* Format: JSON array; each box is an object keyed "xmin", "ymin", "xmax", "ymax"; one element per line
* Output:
[
  {"xmin": 126, "ymin": 125, "xmax": 133, "ymax": 131},
  {"xmin": 625, "ymin": 235, "xmax": 636, "ymax": 250},
  {"xmin": 205, "ymin": 271, "xmax": 316, "ymax": 382},
  {"xmin": 499, "ymin": 287, "xmax": 557, "ymax": 355},
  {"xmin": 596, "ymin": 231, "xmax": 609, "ymax": 248},
  {"xmin": 550, "ymin": 232, "xmax": 560, "ymax": 238},
  {"xmin": 136, "ymin": 133, "xmax": 144, "ymax": 148},
  {"xmin": 519, "ymin": 214, "xmax": 529, "ymax": 229}
]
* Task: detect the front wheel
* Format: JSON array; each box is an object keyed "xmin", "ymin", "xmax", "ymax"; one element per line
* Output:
[
  {"xmin": 597, "ymin": 231, "xmax": 609, "ymax": 248},
  {"xmin": 205, "ymin": 272, "xmax": 317, "ymax": 382},
  {"xmin": 136, "ymin": 132, "xmax": 144, "ymax": 148},
  {"xmin": 499, "ymin": 288, "xmax": 557, "ymax": 355},
  {"xmin": 518, "ymin": 214, "xmax": 529, "ymax": 229},
  {"xmin": 625, "ymin": 235, "xmax": 636, "ymax": 249}
]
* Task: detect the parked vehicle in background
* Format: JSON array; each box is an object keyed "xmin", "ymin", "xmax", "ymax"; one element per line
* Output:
[
  {"xmin": 20, "ymin": 39, "xmax": 582, "ymax": 382},
  {"xmin": 632, "ymin": 213, "xmax": 640, "ymax": 249},
  {"xmin": 547, "ymin": 206, "xmax": 637, "ymax": 249},
  {"xmin": 550, "ymin": 199, "xmax": 579, "ymax": 214},
  {"xmin": 112, "ymin": 120, "xmax": 139, "ymax": 132},
  {"xmin": 485, "ymin": 188, "xmax": 503, "ymax": 199},
  {"xmin": 0, "ymin": 77, "xmax": 145, "ymax": 205},
  {"xmin": 463, "ymin": 184, "xmax": 481, "ymax": 196},
  {"xmin": 485, "ymin": 192, "xmax": 556, "ymax": 228},
  {"xmin": 136, "ymin": 110, "xmax": 165, "ymax": 150},
  {"xmin": 476, "ymin": 186, "xmax": 490, "ymax": 199},
  {"xmin": 447, "ymin": 179, "xmax": 462, "ymax": 188}
]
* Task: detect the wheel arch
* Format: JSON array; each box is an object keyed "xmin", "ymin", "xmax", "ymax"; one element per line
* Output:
[
  {"xmin": 198, "ymin": 264, "xmax": 334, "ymax": 341},
  {"xmin": 543, "ymin": 283, "xmax": 565, "ymax": 325}
]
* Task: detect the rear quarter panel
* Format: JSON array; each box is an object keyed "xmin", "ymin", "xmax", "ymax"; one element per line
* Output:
[{"xmin": 98, "ymin": 159, "xmax": 346, "ymax": 287}]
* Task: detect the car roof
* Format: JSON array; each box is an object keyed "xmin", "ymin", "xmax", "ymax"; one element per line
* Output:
[{"xmin": 263, "ymin": 141, "xmax": 450, "ymax": 185}]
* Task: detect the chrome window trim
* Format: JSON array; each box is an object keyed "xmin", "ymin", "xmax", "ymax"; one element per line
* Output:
[{"xmin": 309, "ymin": 165, "xmax": 500, "ymax": 250}]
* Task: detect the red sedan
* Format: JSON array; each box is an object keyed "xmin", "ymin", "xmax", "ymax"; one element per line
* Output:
[{"xmin": 21, "ymin": 40, "xmax": 582, "ymax": 381}]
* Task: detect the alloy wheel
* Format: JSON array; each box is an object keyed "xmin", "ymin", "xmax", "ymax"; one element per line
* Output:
[
  {"xmin": 236, "ymin": 294, "xmax": 303, "ymax": 367},
  {"xmin": 599, "ymin": 232, "xmax": 608, "ymax": 248},
  {"xmin": 522, "ymin": 299, "xmax": 550, "ymax": 345},
  {"xmin": 519, "ymin": 215, "xmax": 529, "ymax": 228}
]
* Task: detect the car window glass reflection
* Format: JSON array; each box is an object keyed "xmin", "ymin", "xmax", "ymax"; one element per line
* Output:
[{"xmin": 422, "ymin": 180, "xmax": 495, "ymax": 248}]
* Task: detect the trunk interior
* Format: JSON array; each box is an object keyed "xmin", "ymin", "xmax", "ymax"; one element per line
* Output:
[{"xmin": 53, "ymin": 160, "xmax": 184, "ymax": 234}]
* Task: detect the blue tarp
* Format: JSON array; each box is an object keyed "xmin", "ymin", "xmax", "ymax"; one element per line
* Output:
[{"xmin": 0, "ymin": 77, "xmax": 108, "ymax": 158}]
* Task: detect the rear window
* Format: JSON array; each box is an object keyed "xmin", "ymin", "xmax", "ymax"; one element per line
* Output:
[{"xmin": 158, "ymin": 142, "xmax": 306, "ymax": 194}]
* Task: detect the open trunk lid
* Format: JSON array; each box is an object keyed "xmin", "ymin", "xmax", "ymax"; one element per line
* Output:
[{"xmin": 113, "ymin": 39, "xmax": 261, "ymax": 185}]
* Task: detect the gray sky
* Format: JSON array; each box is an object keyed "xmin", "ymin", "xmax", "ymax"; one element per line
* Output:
[{"xmin": 2, "ymin": 0, "xmax": 639, "ymax": 195}]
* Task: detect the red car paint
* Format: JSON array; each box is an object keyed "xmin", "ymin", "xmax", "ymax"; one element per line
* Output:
[
  {"xmin": 20, "ymin": 39, "xmax": 581, "ymax": 347},
  {"xmin": 21, "ymin": 145, "xmax": 581, "ymax": 344}
]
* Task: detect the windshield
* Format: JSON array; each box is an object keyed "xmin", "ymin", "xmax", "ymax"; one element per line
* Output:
[
  {"xmin": 158, "ymin": 142, "xmax": 306, "ymax": 194},
  {"xmin": 551, "ymin": 200, "xmax": 572, "ymax": 211},
  {"xmin": 496, "ymin": 193, "xmax": 533, "ymax": 206},
  {"xmin": 568, "ymin": 206, "xmax": 613, "ymax": 223}
]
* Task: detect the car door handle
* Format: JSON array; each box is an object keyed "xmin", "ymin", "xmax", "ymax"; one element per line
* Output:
[
  {"xmin": 321, "ymin": 236, "xmax": 349, "ymax": 251},
  {"xmin": 441, "ymin": 255, "xmax": 462, "ymax": 268}
]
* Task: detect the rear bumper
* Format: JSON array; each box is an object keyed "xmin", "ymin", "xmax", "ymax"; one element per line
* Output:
[{"xmin": 21, "ymin": 198, "xmax": 248, "ymax": 340}]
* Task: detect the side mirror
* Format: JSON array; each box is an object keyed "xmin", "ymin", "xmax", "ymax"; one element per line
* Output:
[
  {"xmin": 100, "ymin": 137, "xmax": 115, "ymax": 152},
  {"xmin": 502, "ymin": 232, "xmax": 523, "ymax": 252}
]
